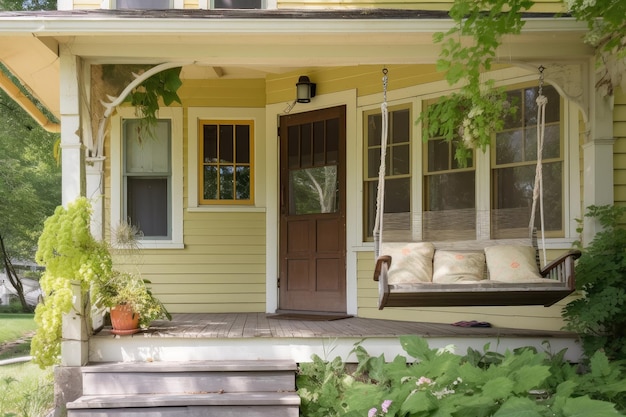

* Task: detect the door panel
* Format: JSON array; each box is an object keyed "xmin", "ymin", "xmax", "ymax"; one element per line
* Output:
[{"xmin": 279, "ymin": 106, "xmax": 346, "ymax": 312}]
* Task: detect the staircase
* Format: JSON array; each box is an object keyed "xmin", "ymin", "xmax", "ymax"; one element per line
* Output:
[{"xmin": 66, "ymin": 360, "xmax": 300, "ymax": 417}]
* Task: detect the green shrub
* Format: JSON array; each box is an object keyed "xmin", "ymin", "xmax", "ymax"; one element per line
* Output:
[
  {"xmin": 563, "ymin": 205, "xmax": 626, "ymax": 361},
  {"xmin": 298, "ymin": 336, "xmax": 626, "ymax": 416}
]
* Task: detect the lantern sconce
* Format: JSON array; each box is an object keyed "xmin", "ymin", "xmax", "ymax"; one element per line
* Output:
[{"xmin": 296, "ymin": 75, "xmax": 316, "ymax": 103}]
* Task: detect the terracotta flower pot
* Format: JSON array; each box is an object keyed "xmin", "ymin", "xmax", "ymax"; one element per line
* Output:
[{"xmin": 110, "ymin": 304, "xmax": 140, "ymax": 335}]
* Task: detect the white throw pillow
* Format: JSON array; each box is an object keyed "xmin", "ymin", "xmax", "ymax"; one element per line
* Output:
[
  {"xmin": 381, "ymin": 242, "xmax": 435, "ymax": 284},
  {"xmin": 432, "ymin": 251, "xmax": 486, "ymax": 283},
  {"xmin": 484, "ymin": 245, "xmax": 545, "ymax": 283}
]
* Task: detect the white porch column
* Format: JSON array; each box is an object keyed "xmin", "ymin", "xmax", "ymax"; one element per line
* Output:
[
  {"xmin": 582, "ymin": 64, "xmax": 615, "ymax": 246},
  {"xmin": 59, "ymin": 46, "xmax": 89, "ymax": 367}
]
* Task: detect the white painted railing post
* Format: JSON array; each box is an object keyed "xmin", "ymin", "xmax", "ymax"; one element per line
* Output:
[{"xmin": 61, "ymin": 281, "xmax": 89, "ymax": 366}]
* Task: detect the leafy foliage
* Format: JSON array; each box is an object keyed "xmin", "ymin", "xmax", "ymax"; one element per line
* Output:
[
  {"xmin": 0, "ymin": 86, "xmax": 60, "ymax": 311},
  {"xmin": 563, "ymin": 205, "xmax": 626, "ymax": 361},
  {"xmin": 418, "ymin": 0, "xmax": 531, "ymax": 163},
  {"xmin": 297, "ymin": 336, "xmax": 626, "ymax": 416},
  {"xmin": 124, "ymin": 66, "xmax": 182, "ymax": 141},
  {"xmin": 31, "ymin": 198, "xmax": 112, "ymax": 368},
  {"xmin": 31, "ymin": 198, "xmax": 169, "ymax": 367}
]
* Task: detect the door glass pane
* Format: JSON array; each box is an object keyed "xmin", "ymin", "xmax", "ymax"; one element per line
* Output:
[
  {"xmin": 313, "ymin": 121, "xmax": 325, "ymax": 166},
  {"xmin": 289, "ymin": 166, "xmax": 338, "ymax": 215}
]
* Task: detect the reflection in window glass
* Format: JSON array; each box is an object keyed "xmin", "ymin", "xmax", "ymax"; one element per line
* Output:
[
  {"xmin": 492, "ymin": 85, "xmax": 562, "ymax": 238},
  {"xmin": 289, "ymin": 166, "xmax": 338, "ymax": 215},
  {"xmin": 363, "ymin": 106, "xmax": 411, "ymax": 240}
]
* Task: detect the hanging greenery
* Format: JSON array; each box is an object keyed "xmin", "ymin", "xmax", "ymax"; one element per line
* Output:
[
  {"xmin": 418, "ymin": 0, "xmax": 532, "ymax": 163},
  {"xmin": 124, "ymin": 66, "xmax": 183, "ymax": 140}
]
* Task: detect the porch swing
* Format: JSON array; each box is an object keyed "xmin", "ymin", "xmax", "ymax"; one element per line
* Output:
[{"xmin": 372, "ymin": 68, "xmax": 581, "ymax": 309}]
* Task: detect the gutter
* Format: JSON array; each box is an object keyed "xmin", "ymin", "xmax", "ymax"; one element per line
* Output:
[{"xmin": 0, "ymin": 69, "xmax": 60, "ymax": 133}]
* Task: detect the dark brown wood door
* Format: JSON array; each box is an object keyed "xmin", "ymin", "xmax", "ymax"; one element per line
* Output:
[{"xmin": 279, "ymin": 106, "xmax": 346, "ymax": 312}]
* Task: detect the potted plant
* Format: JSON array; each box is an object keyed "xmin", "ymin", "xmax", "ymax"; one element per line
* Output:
[{"xmin": 92, "ymin": 269, "xmax": 170, "ymax": 335}]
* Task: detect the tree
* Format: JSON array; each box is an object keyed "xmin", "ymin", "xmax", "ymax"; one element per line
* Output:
[
  {"xmin": 0, "ymin": 0, "xmax": 56, "ymax": 10},
  {"xmin": 0, "ymin": 89, "xmax": 60, "ymax": 312}
]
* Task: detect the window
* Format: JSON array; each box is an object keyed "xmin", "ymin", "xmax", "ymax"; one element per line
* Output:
[
  {"xmin": 123, "ymin": 120, "xmax": 171, "ymax": 239},
  {"xmin": 423, "ymin": 127, "xmax": 476, "ymax": 241},
  {"xmin": 115, "ymin": 0, "xmax": 172, "ymax": 9},
  {"xmin": 363, "ymin": 106, "xmax": 411, "ymax": 241},
  {"xmin": 492, "ymin": 84, "xmax": 563, "ymax": 238},
  {"xmin": 420, "ymin": 84, "xmax": 564, "ymax": 241},
  {"xmin": 212, "ymin": 0, "xmax": 263, "ymax": 8},
  {"xmin": 199, "ymin": 120, "xmax": 254, "ymax": 205},
  {"xmin": 111, "ymin": 107, "xmax": 183, "ymax": 249}
]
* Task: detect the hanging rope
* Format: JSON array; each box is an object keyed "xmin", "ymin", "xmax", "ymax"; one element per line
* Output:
[
  {"xmin": 529, "ymin": 65, "xmax": 547, "ymax": 266},
  {"xmin": 373, "ymin": 68, "xmax": 389, "ymax": 259}
]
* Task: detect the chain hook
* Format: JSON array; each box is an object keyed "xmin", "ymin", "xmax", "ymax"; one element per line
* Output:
[{"xmin": 538, "ymin": 65, "xmax": 545, "ymax": 96}]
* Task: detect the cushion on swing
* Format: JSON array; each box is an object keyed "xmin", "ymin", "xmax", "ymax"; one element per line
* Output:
[
  {"xmin": 432, "ymin": 251, "xmax": 486, "ymax": 283},
  {"xmin": 484, "ymin": 245, "xmax": 545, "ymax": 283},
  {"xmin": 382, "ymin": 242, "xmax": 435, "ymax": 284}
]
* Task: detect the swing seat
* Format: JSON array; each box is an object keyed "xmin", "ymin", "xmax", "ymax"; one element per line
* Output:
[{"xmin": 373, "ymin": 238, "xmax": 581, "ymax": 309}]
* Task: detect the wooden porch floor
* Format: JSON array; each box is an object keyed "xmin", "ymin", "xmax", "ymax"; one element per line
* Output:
[{"xmin": 97, "ymin": 313, "xmax": 576, "ymax": 340}]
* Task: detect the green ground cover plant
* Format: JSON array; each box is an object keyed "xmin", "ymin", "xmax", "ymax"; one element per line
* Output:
[
  {"xmin": 298, "ymin": 336, "xmax": 626, "ymax": 417},
  {"xmin": 0, "ymin": 362, "xmax": 53, "ymax": 417},
  {"xmin": 0, "ymin": 313, "xmax": 53, "ymax": 417}
]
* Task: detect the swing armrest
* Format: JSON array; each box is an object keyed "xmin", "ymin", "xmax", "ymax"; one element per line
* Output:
[
  {"xmin": 540, "ymin": 249, "xmax": 581, "ymax": 275},
  {"xmin": 373, "ymin": 255, "xmax": 392, "ymax": 282},
  {"xmin": 539, "ymin": 249, "xmax": 581, "ymax": 289}
]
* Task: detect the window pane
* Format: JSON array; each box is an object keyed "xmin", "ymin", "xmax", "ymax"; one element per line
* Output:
[
  {"xmin": 116, "ymin": 0, "xmax": 170, "ymax": 8},
  {"xmin": 495, "ymin": 131, "xmax": 523, "ymax": 165},
  {"xmin": 326, "ymin": 120, "xmax": 339, "ymax": 164},
  {"xmin": 220, "ymin": 166, "xmax": 234, "ymax": 200},
  {"xmin": 219, "ymin": 125, "xmax": 234, "ymax": 163},
  {"xmin": 214, "ymin": 0, "xmax": 263, "ymax": 8},
  {"xmin": 203, "ymin": 166, "xmax": 217, "ymax": 200},
  {"xmin": 491, "ymin": 162, "xmax": 563, "ymax": 238},
  {"xmin": 368, "ymin": 148, "xmax": 381, "ymax": 178},
  {"xmin": 236, "ymin": 166, "xmax": 251, "ymax": 200},
  {"xmin": 289, "ymin": 166, "xmax": 338, "ymax": 215},
  {"xmin": 364, "ymin": 178, "xmax": 411, "ymax": 241},
  {"xmin": 391, "ymin": 109, "xmax": 410, "ymax": 143},
  {"xmin": 127, "ymin": 178, "xmax": 168, "ymax": 237},
  {"xmin": 367, "ymin": 114, "xmax": 382, "ymax": 147},
  {"xmin": 391, "ymin": 144, "xmax": 409, "ymax": 175},
  {"xmin": 203, "ymin": 125, "xmax": 218, "ymax": 163},
  {"xmin": 428, "ymin": 139, "xmax": 450, "ymax": 172},
  {"xmin": 313, "ymin": 121, "xmax": 325, "ymax": 166},
  {"xmin": 235, "ymin": 125, "xmax": 250, "ymax": 164},
  {"xmin": 426, "ymin": 172, "xmax": 475, "ymax": 211},
  {"xmin": 125, "ymin": 120, "xmax": 170, "ymax": 173}
]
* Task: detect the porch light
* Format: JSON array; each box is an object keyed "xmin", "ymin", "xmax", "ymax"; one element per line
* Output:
[{"xmin": 296, "ymin": 75, "xmax": 316, "ymax": 103}]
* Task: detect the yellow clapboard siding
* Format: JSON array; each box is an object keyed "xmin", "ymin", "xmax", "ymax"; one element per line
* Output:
[
  {"xmin": 178, "ymin": 79, "xmax": 266, "ymax": 108},
  {"xmin": 158, "ymin": 293, "xmax": 265, "ymax": 304},
  {"xmin": 154, "ymin": 283, "xmax": 266, "ymax": 294},
  {"xmin": 266, "ymin": 64, "xmax": 443, "ymax": 105},
  {"xmin": 164, "ymin": 303, "xmax": 265, "ymax": 313},
  {"xmin": 614, "ymin": 121, "xmax": 626, "ymax": 137},
  {"xmin": 121, "ymin": 254, "xmax": 266, "ymax": 265},
  {"xmin": 141, "ymin": 274, "xmax": 265, "ymax": 284},
  {"xmin": 138, "ymin": 263, "xmax": 265, "ymax": 275},
  {"xmin": 184, "ymin": 235, "xmax": 266, "ymax": 246}
]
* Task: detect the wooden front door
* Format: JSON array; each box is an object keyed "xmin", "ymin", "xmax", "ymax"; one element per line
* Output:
[{"xmin": 279, "ymin": 106, "xmax": 346, "ymax": 312}]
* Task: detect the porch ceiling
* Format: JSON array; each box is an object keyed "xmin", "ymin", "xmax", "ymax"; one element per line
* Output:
[{"xmin": 0, "ymin": 9, "xmax": 592, "ymax": 126}]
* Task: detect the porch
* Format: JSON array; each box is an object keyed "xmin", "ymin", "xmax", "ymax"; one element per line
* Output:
[{"xmin": 89, "ymin": 313, "xmax": 583, "ymax": 364}]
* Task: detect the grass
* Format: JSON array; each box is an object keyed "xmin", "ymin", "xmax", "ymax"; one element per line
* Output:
[
  {"xmin": 0, "ymin": 313, "xmax": 36, "ymax": 361},
  {"xmin": 0, "ymin": 312, "xmax": 54, "ymax": 417}
]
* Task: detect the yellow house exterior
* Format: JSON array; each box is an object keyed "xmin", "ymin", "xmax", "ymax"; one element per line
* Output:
[{"xmin": 0, "ymin": 0, "xmax": 621, "ymax": 343}]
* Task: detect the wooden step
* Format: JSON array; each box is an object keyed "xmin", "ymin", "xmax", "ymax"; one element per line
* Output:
[
  {"xmin": 81, "ymin": 360, "xmax": 297, "ymax": 395},
  {"xmin": 66, "ymin": 392, "xmax": 300, "ymax": 417},
  {"xmin": 67, "ymin": 360, "xmax": 300, "ymax": 417}
]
